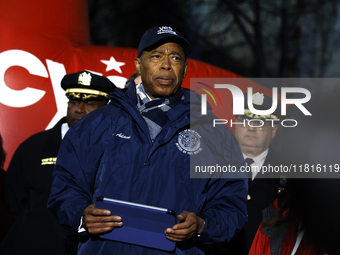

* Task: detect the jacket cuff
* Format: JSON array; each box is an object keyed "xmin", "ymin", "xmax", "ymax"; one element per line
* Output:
[
  {"xmin": 75, "ymin": 209, "xmax": 88, "ymax": 235},
  {"xmin": 78, "ymin": 213, "xmax": 87, "ymax": 233},
  {"xmin": 194, "ymin": 215, "xmax": 209, "ymax": 243}
]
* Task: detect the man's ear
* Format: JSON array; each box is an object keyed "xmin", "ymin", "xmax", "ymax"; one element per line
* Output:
[
  {"xmin": 183, "ymin": 62, "xmax": 188, "ymax": 78},
  {"xmin": 134, "ymin": 58, "xmax": 141, "ymax": 74}
]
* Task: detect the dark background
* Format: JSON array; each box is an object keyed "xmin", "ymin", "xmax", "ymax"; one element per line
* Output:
[{"xmin": 87, "ymin": 0, "xmax": 340, "ymax": 78}]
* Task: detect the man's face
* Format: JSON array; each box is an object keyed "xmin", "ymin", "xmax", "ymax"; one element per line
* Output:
[
  {"xmin": 234, "ymin": 116, "xmax": 278, "ymax": 157},
  {"xmin": 66, "ymin": 99, "xmax": 108, "ymax": 127},
  {"xmin": 134, "ymin": 42, "xmax": 188, "ymax": 99}
]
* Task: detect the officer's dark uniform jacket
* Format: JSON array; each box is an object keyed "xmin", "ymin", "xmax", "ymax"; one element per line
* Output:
[
  {"xmin": 47, "ymin": 84, "xmax": 248, "ymax": 255},
  {"xmin": 1, "ymin": 117, "xmax": 66, "ymax": 255},
  {"xmin": 216, "ymin": 149, "xmax": 287, "ymax": 255},
  {"xmin": 245, "ymin": 149, "xmax": 287, "ymax": 251}
]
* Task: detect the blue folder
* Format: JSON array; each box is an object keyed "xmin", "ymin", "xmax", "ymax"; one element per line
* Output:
[{"xmin": 95, "ymin": 197, "xmax": 177, "ymax": 252}]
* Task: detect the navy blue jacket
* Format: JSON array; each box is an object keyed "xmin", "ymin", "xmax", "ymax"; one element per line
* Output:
[{"xmin": 48, "ymin": 84, "xmax": 247, "ymax": 255}]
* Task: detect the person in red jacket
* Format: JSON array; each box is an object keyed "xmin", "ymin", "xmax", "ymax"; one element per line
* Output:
[{"xmin": 249, "ymin": 179, "xmax": 340, "ymax": 255}]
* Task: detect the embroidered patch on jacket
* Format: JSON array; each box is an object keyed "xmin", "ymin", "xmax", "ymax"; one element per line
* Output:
[
  {"xmin": 176, "ymin": 129, "xmax": 202, "ymax": 155},
  {"xmin": 41, "ymin": 157, "xmax": 57, "ymax": 165}
]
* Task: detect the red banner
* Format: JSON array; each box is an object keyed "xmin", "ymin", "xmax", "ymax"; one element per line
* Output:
[{"xmin": 0, "ymin": 0, "xmax": 270, "ymax": 169}]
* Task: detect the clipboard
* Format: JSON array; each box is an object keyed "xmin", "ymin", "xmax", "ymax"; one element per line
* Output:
[{"xmin": 95, "ymin": 197, "xmax": 177, "ymax": 251}]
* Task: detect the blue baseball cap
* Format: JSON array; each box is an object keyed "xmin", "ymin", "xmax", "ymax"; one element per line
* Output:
[{"xmin": 137, "ymin": 26, "xmax": 192, "ymax": 58}]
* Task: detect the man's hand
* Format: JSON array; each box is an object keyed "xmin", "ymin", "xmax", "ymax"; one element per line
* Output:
[
  {"xmin": 165, "ymin": 211, "xmax": 205, "ymax": 242},
  {"xmin": 83, "ymin": 204, "xmax": 123, "ymax": 235}
]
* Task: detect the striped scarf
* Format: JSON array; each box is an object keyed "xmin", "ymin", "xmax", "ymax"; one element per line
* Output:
[{"xmin": 136, "ymin": 83, "xmax": 184, "ymax": 142}]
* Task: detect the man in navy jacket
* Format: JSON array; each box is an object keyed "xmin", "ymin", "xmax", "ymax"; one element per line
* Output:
[{"xmin": 48, "ymin": 26, "xmax": 248, "ymax": 254}]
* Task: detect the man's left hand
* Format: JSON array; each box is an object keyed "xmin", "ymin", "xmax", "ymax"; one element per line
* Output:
[{"xmin": 165, "ymin": 211, "xmax": 204, "ymax": 242}]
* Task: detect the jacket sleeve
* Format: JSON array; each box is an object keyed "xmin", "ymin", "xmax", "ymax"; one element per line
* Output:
[
  {"xmin": 195, "ymin": 125, "xmax": 248, "ymax": 244},
  {"xmin": 47, "ymin": 118, "xmax": 106, "ymax": 232}
]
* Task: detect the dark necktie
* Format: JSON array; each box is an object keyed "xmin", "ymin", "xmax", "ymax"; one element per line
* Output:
[
  {"xmin": 245, "ymin": 158, "xmax": 254, "ymax": 180},
  {"xmin": 245, "ymin": 158, "xmax": 254, "ymax": 166}
]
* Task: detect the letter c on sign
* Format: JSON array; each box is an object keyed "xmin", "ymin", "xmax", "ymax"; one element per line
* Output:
[{"xmin": 0, "ymin": 50, "xmax": 48, "ymax": 108}]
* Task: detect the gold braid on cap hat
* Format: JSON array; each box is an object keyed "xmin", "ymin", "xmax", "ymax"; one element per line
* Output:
[
  {"xmin": 65, "ymin": 88, "xmax": 109, "ymax": 99},
  {"xmin": 244, "ymin": 109, "xmax": 278, "ymax": 120}
]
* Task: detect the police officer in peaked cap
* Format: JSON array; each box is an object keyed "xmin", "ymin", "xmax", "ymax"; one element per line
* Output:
[{"xmin": 61, "ymin": 71, "xmax": 116, "ymax": 127}]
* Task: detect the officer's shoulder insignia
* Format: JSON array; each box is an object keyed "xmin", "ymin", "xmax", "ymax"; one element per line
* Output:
[{"xmin": 41, "ymin": 157, "xmax": 57, "ymax": 165}]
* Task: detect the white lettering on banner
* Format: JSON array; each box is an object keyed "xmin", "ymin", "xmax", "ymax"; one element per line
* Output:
[
  {"xmin": 0, "ymin": 49, "xmax": 130, "ymax": 130},
  {"xmin": 0, "ymin": 50, "xmax": 47, "ymax": 107},
  {"xmin": 45, "ymin": 59, "xmax": 67, "ymax": 129},
  {"xmin": 106, "ymin": 75, "xmax": 128, "ymax": 89}
]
